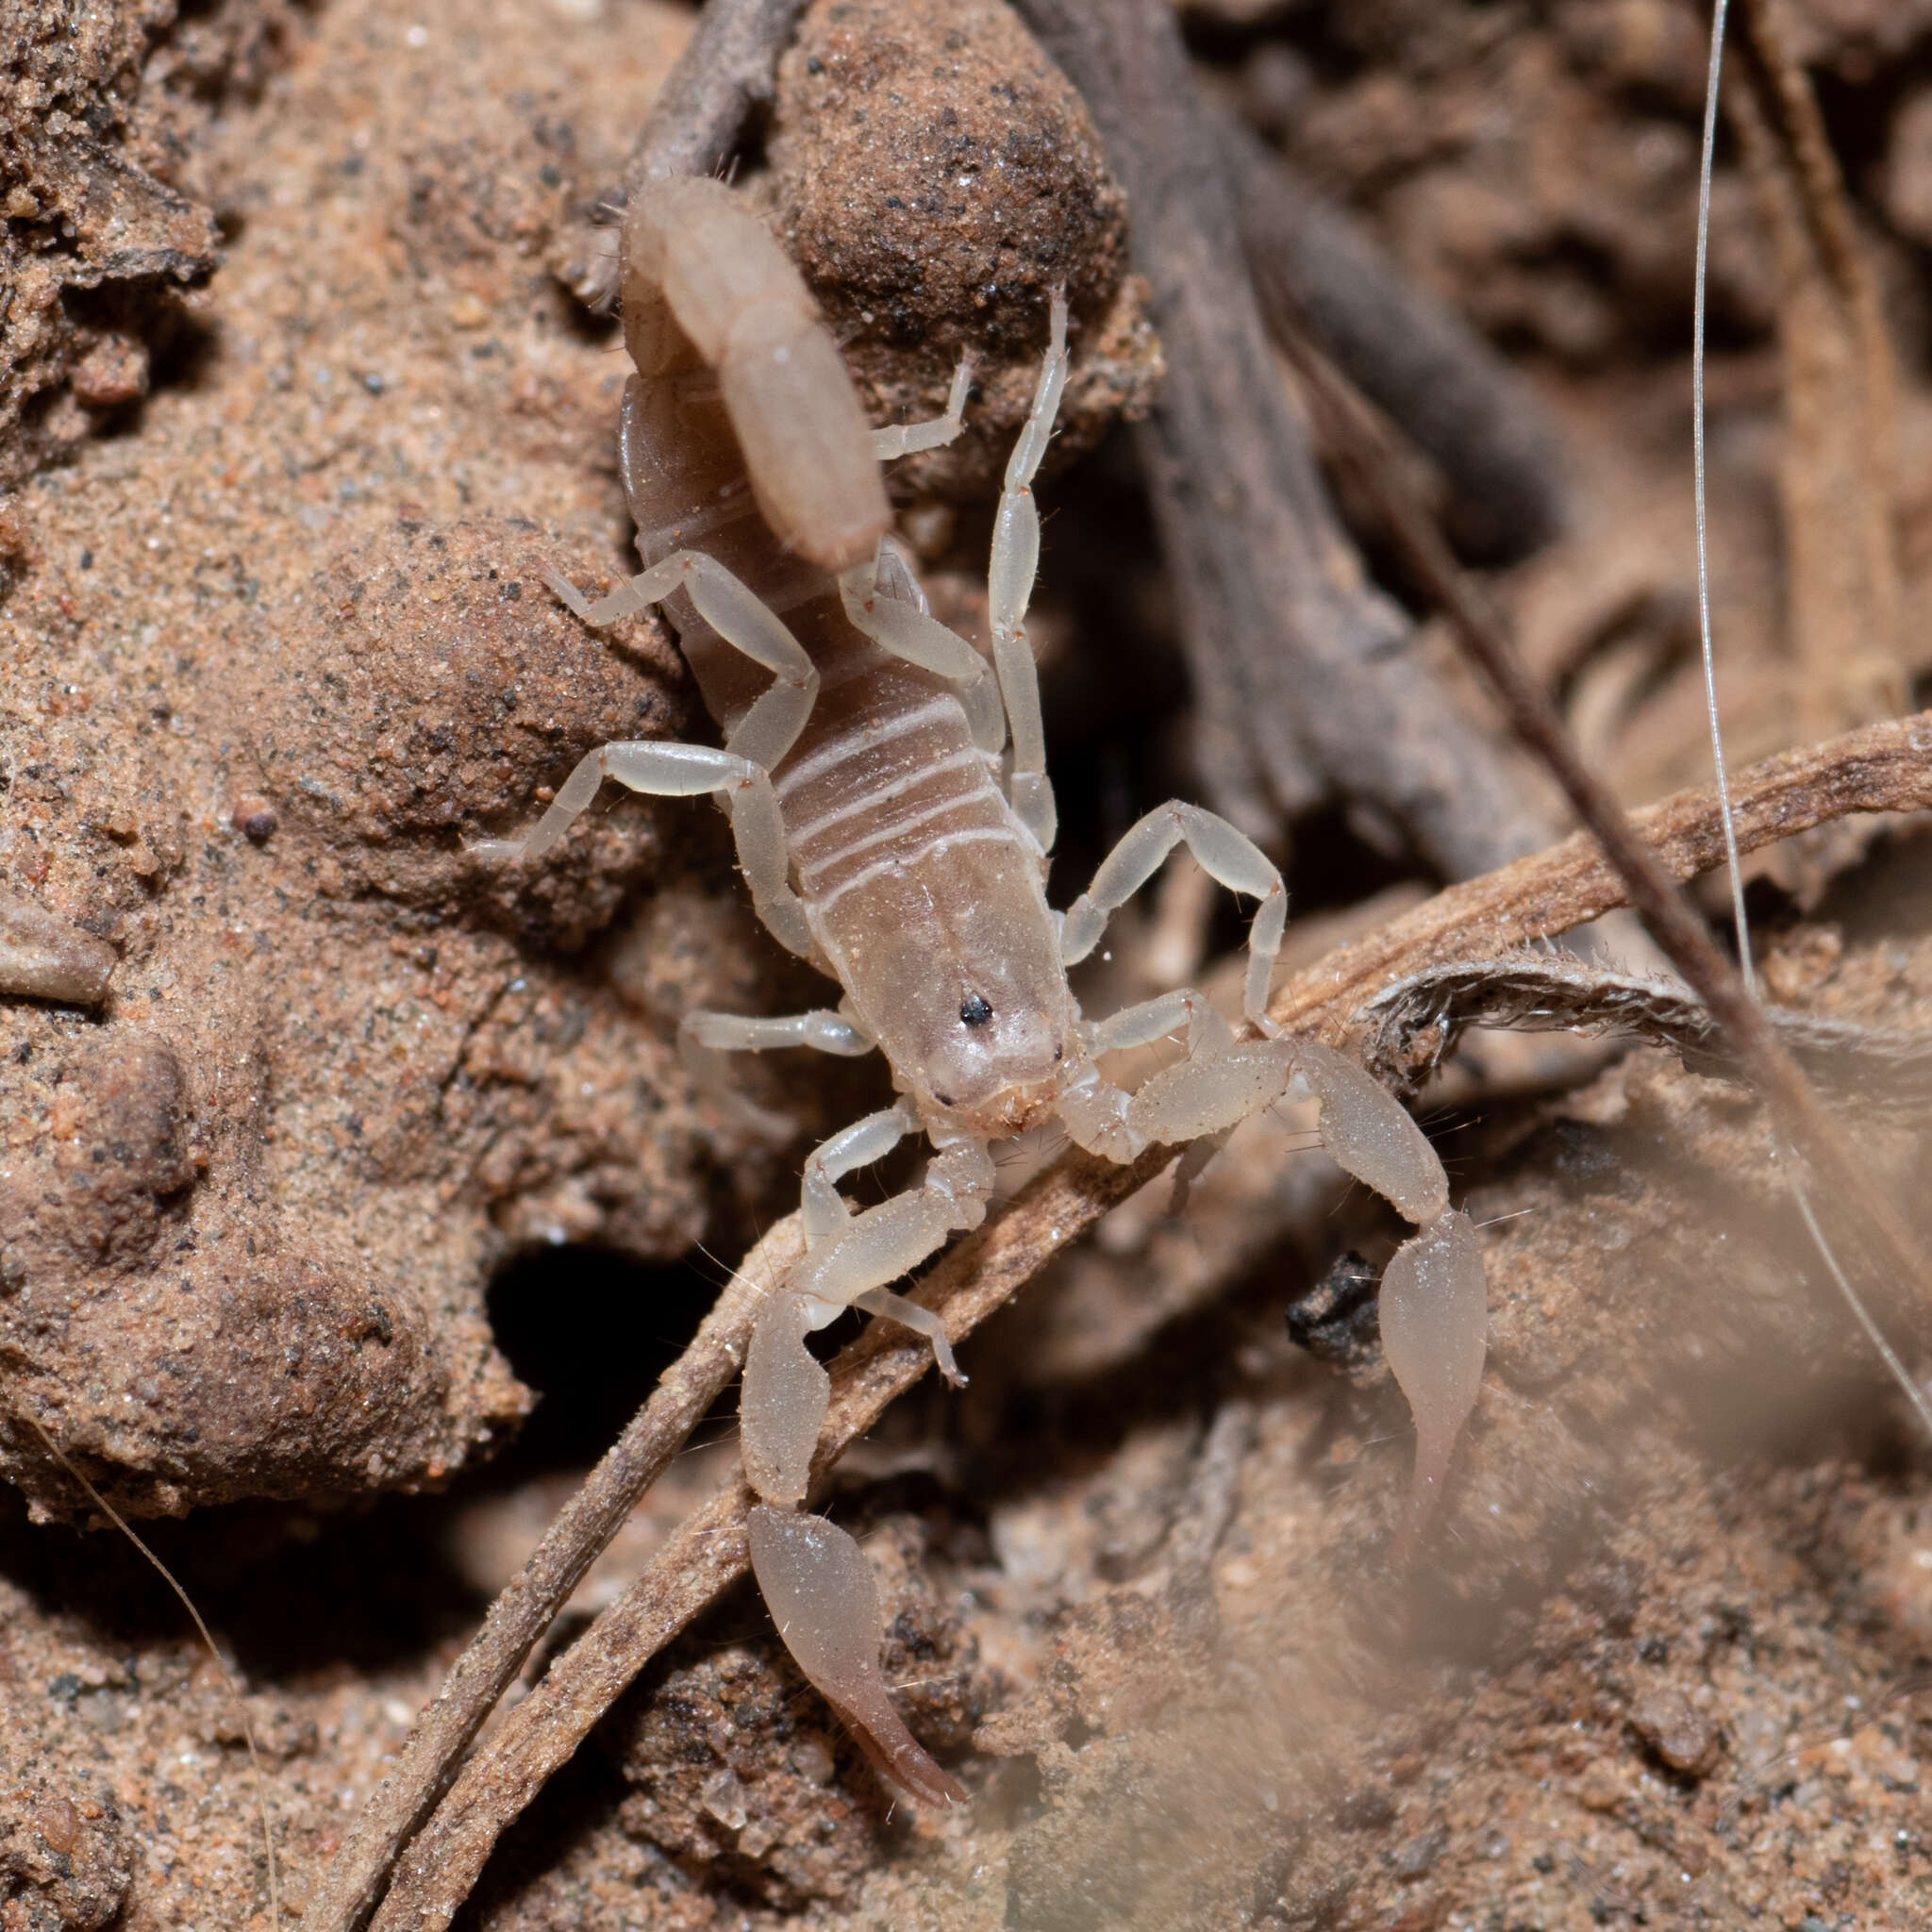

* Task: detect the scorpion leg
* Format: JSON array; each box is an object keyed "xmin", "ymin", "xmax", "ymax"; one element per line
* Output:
[
  {"xmin": 1058, "ymin": 989, "xmax": 1241, "ymax": 1161},
  {"xmin": 799, "ymin": 1097, "xmax": 920, "ymax": 1247},
  {"xmin": 1062, "ymin": 799, "xmax": 1288, "ymax": 1026},
  {"xmin": 552, "ymin": 547, "xmax": 822, "ymax": 776},
  {"xmin": 837, "ymin": 553, "xmax": 990, "ymax": 687},
  {"xmin": 1081, "ymin": 986, "xmax": 1237, "ymax": 1060},
  {"xmin": 1082, "ymin": 1027, "xmax": 1487, "ymax": 1528},
  {"xmin": 790, "ymin": 1130, "xmax": 997, "ymax": 1315},
  {"xmin": 867, "ymin": 357, "xmax": 974, "ymax": 461},
  {"xmin": 849, "ymin": 1289, "xmax": 965, "ymax": 1387},
  {"xmin": 1053, "ymin": 807, "xmax": 1285, "ymax": 1165},
  {"xmin": 471, "ymin": 728, "xmax": 812, "ymax": 959},
  {"xmin": 990, "ymin": 290, "xmax": 1071, "ymax": 853},
  {"xmin": 677, "ymin": 1007, "xmax": 877, "ymax": 1141},
  {"xmin": 839, "ymin": 537, "xmax": 1008, "ymax": 756},
  {"xmin": 540, "ymin": 549, "xmax": 823, "ymax": 958},
  {"xmin": 470, "ymin": 741, "xmax": 762, "ymax": 866},
  {"xmin": 746, "ymin": 1121, "xmax": 991, "ymax": 1506}
]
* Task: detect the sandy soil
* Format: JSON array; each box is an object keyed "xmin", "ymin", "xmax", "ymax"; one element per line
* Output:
[{"xmin": 3, "ymin": 1, "xmax": 1932, "ymax": 1929}]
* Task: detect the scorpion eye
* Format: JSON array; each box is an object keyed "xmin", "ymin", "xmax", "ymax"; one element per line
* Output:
[{"xmin": 958, "ymin": 994, "xmax": 994, "ymax": 1029}]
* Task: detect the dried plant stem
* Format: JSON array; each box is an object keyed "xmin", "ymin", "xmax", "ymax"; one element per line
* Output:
[
  {"xmin": 1220, "ymin": 109, "xmax": 1569, "ymax": 564},
  {"xmin": 1272, "ymin": 714, "xmax": 1932, "ymax": 1033},
  {"xmin": 1729, "ymin": 0, "xmax": 1902, "ymax": 738},
  {"xmin": 1013, "ymin": 0, "xmax": 1552, "ymax": 872},
  {"xmin": 1358, "ymin": 957, "xmax": 1932, "ymax": 1113},
  {"xmin": 358, "ymin": 711, "xmax": 1932, "ymax": 1932},
  {"xmin": 625, "ymin": 0, "xmax": 809, "ymax": 186},
  {"xmin": 308, "ymin": 1224, "xmax": 798, "ymax": 1932}
]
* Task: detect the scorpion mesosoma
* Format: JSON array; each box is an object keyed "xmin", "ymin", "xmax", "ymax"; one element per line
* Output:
[{"xmin": 477, "ymin": 174, "xmax": 1489, "ymax": 1807}]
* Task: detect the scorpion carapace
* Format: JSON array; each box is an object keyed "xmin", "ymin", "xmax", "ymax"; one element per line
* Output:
[{"xmin": 478, "ymin": 172, "xmax": 1489, "ymax": 1807}]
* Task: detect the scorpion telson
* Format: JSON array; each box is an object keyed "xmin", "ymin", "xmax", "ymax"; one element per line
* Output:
[{"xmin": 480, "ymin": 173, "xmax": 1488, "ymax": 1807}]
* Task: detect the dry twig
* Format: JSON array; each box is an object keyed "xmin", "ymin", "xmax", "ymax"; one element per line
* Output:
[
  {"xmin": 625, "ymin": 0, "xmax": 809, "ymax": 186},
  {"xmin": 359, "ymin": 711, "xmax": 1932, "ymax": 1932},
  {"xmin": 1730, "ymin": 0, "xmax": 1902, "ymax": 738},
  {"xmin": 1269, "ymin": 717, "xmax": 1932, "ymax": 1033},
  {"xmin": 1359, "ymin": 957, "xmax": 1932, "ymax": 1116},
  {"xmin": 310, "ymin": 1227, "xmax": 798, "ymax": 1932},
  {"xmin": 1163, "ymin": 1396, "xmax": 1257, "ymax": 1645},
  {"xmin": 1012, "ymin": 0, "xmax": 1553, "ymax": 874},
  {"xmin": 558, "ymin": 0, "xmax": 811, "ymax": 311}
]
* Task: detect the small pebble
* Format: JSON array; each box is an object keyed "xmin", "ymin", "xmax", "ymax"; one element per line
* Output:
[
  {"xmin": 71, "ymin": 335, "xmax": 150, "ymax": 409},
  {"xmin": 1629, "ymin": 1685, "xmax": 1722, "ymax": 1777},
  {"xmin": 36, "ymin": 1792, "xmax": 80, "ymax": 1854},
  {"xmin": 231, "ymin": 796, "xmax": 279, "ymax": 841},
  {"xmin": 1390, "ymin": 1824, "xmax": 1448, "ymax": 1878}
]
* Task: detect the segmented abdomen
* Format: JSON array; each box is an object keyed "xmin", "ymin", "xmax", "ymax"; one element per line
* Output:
[
  {"xmin": 777, "ymin": 665, "xmax": 1017, "ymax": 920},
  {"xmin": 774, "ymin": 641, "xmax": 1065, "ymax": 1114}
]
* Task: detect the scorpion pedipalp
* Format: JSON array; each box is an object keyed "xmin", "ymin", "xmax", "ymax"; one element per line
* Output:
[
  {"xmin": 746, "ymin": 1506, "xmax": 967, "ymax": 1807},
  {"xmin": 1379, "ymin": 1208, "xmax": 1489, "ymax": 1536}
]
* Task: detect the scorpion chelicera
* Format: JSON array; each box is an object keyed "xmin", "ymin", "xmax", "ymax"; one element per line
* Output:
[{"xmin": 477, "ymin": 174, "xmax": 1489, "ymax": 1806}]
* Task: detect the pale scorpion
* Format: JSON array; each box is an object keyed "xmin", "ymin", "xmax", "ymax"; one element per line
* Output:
[{"xmin": 477, "ymin": 175, "xmax": 1489, "ymax": 1807}]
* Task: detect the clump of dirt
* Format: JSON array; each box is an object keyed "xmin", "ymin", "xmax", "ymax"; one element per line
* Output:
[
  {"xmin": 0, "ymin": 0, "xmax": 296, "ymax": 491},
  {"xmin": 236, "ymin": 516, "xmax": 680, "ymax": 948},
  {"xmin": 0, "ymin": 0, "xmax": 781, "ymax": 1531},
  {"xmin": 768, "ymin": 0, "xmax": 1162, "ymax": 498},
  {"xmin": 0, "ymin": 1018, "xmax": 520, "ymax": 1520}
]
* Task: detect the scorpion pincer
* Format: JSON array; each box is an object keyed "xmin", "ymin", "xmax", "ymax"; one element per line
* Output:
[{"xmin": 476, "ymin": 174, "xmax": 1489, "ymax": 1806}]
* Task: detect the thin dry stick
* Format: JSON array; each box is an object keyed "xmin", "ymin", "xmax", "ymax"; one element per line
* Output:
[
  {"xmin": 364, "ymin": 712, "xmax": 1932, "ymax": 1932},
  {"xmin": 308, "ymin": 1223, "xmax": 800, "ymax": 1932},
  {"xmin": 560, "ymin": 0, "xmax": 812, "ymax": 315},
  {"xmin": 1271, "ymin": 714, "xmax": 1932, "ymax": 1032},
  {"xmin": 1357, "ymin": 957, "xmax": 1932, "ymax": 1114},
  {"xmin": 1276, "ymin": 326, "xmax": 1931, "ymax": 1350},
  {"xmin": 1013, "ymin": 0, "xmax": 1553, "ymax": 874},
  {"xmin": 625, "ymin": 0, "xmax": 810, "ymax": 186},
  {"xmin": 1220, "ymin": 109, "xmax": 1570, "ymax": 564},
  {"xmin": 1730, "ymin": 0, "xmax": 1903, "ymax": 738}
]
